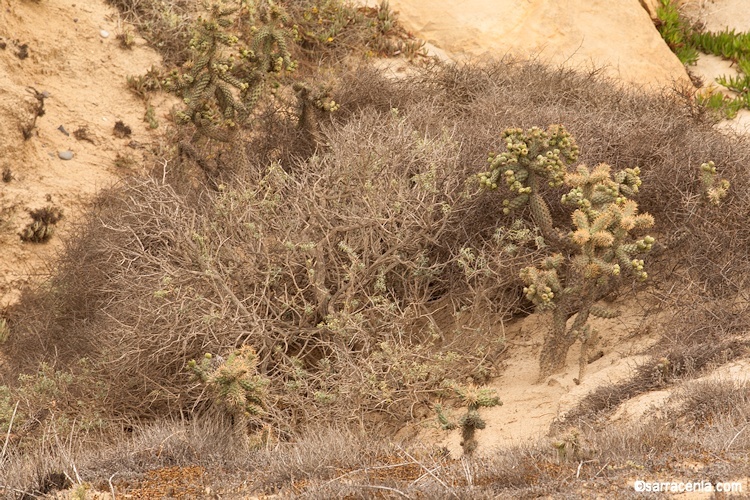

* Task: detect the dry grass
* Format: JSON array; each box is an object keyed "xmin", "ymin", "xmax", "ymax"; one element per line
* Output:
[{"xmin": 4, "ymin": 387, "xmax": 748, "ymax": 499}]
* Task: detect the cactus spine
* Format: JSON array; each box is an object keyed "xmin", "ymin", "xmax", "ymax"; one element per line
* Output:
[{"xmin": 479, "ymin": 126, "xmax": 656, "ymax": 381}]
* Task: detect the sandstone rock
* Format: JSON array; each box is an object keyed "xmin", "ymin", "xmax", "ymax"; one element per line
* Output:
[
  {"xmin": 382, "ymin": 0, "xmax": 692, "ymax": 90},
  {"xmin": 639, "ymin": 0, "xmax": 660, "ymax": 20}
]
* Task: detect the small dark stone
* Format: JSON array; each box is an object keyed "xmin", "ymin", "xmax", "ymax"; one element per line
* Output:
[{"xmin": 57, "ymin": 125, "xmax": 70, "ymax": 136}]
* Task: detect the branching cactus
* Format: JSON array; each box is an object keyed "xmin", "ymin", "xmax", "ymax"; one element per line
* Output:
[
  {"xmin": 166, "ymin": 1, "xmax": 294, "ymax": 141},
  {"xmin": 479, "ymin": 126, "xmax": 657, "ymax": 381},
  {"xmin": 437, "ymin": 383, "xmax": 501, "ymax": 455},
  {"xmin": 188, "ymin": 346, "xmax": 269, "ymax": 446}
]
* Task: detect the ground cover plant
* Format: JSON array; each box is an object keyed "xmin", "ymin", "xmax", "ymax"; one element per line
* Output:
[
  {"xmin": 3, "ymin": 0, "xmax": 750, "ymax": 496},
  {"xmin": 657, "ymin": 0, "xmax": 750, "ymax": 117}
]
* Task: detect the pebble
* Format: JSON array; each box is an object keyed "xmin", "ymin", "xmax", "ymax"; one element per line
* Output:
[
  {"xmin": 57, "ymin": 125, "xmax": 69, "ymax": 136},
  {"xmin": 100, "ymin": 30, "xmax": 109, "ymax": 39},
  {"xmin": 58, "ymin": 150, "xmax": 73, "ymax": 160}
]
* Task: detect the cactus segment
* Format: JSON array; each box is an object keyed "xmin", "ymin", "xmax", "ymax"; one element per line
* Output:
[
  {"xmin": 590, "ymin": 305, "xmax": 621, "ymax": 319},
  {"xmin": 165, "ymin": 1, "xmax": 294, "ymax": 142}
]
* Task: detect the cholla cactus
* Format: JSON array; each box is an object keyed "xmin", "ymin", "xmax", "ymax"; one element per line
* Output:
[
  {"xmin": 700, "ymin": 161, "xmax": 730, "ymax": 205},
  {"xmin": 19, "ymin": 206, "xmax": 63, "ymax": 243},
  {"xmin": 479, "ymin": 125, "xmax": 579, "ymax": 243},
  {"xmin": 293, "ymin": 82, "xmax": 340, "ymax": 145},
  {"xmin": 188, "ymin": 345, "xmax": 269, "ymax": 445},
  {"xmin": 166, "ymin": 1, "xmax": 294, "ymax": 141},
  {"xmin": 439, "ymin": 382, "xmax": 501, "ymax": 455},
  {"xmin": 480, "ymin": 126, "xmax": 657, "ymax": 380}
]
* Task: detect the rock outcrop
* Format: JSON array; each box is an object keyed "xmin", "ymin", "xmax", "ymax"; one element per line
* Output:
[{"xmin": 378, "ymin": 0, "xmax": 693, "ymax": 90}]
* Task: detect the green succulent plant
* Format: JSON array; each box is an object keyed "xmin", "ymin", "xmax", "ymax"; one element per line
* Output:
[
  {"xmin": 437, "ymin": 382, "xmax": 500, "ymax": 455},
  {"xmin": 656, "ymin": 1, "xmax": 750, "ymax": 117}
]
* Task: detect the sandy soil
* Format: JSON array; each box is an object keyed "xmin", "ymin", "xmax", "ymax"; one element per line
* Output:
[
  {"xmin": 424, "ymin": 294, "xmax": 662, "ymax": 457},
  {"xmin": 0, "ymin": 0, "xmax": 174, "ymax": 306}
]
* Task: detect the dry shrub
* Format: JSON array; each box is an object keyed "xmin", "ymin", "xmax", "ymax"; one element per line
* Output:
[
  {"xmin": 6, "ymin": 102, "xmax": 524, "ymax": 433},
  {"xmin": 333, "ymin": 61, "xmax": 750, "ymax": 380},
  {"xmin": 673, "ymin": 379, "xmax": 750, "ymax": 431},
  {"xmin": 104, "ymin": 0, "xmax": 197, "ymax": 66},
  {"xmin": 333, "ymin": 60, "xmax": 750, "ymax": 295}
]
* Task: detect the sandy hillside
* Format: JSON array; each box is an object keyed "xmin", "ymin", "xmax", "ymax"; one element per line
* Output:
[{"xmin": 0, "ymin": 0, "xmax": 174, "ymax": 306}]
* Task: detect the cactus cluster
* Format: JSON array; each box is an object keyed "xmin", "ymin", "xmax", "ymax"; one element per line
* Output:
[
  {"xmin": 480, "ymin": 126, "xmax": 658, "ymax": 380},
  {"xmin": 19, "ymin": 206, "xmax": 63, "ymax": 243},
  {"xmin": 188, "ymin": 345, "xmax": 269, "ymax": 444},
  {"xmin": 481, "ymin": 125, "xmax": 728, "ymax": 380},
  {"xmin": 562, "ymin": 164, "xmax": 655, "ymax": 282},
  {"xmin": 479, "ymin": 126, "xmax": 580, "ymax": 241},
  {"xmin": 166, "ymin": 1, "xmax": 295, "ymax": 142}
]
